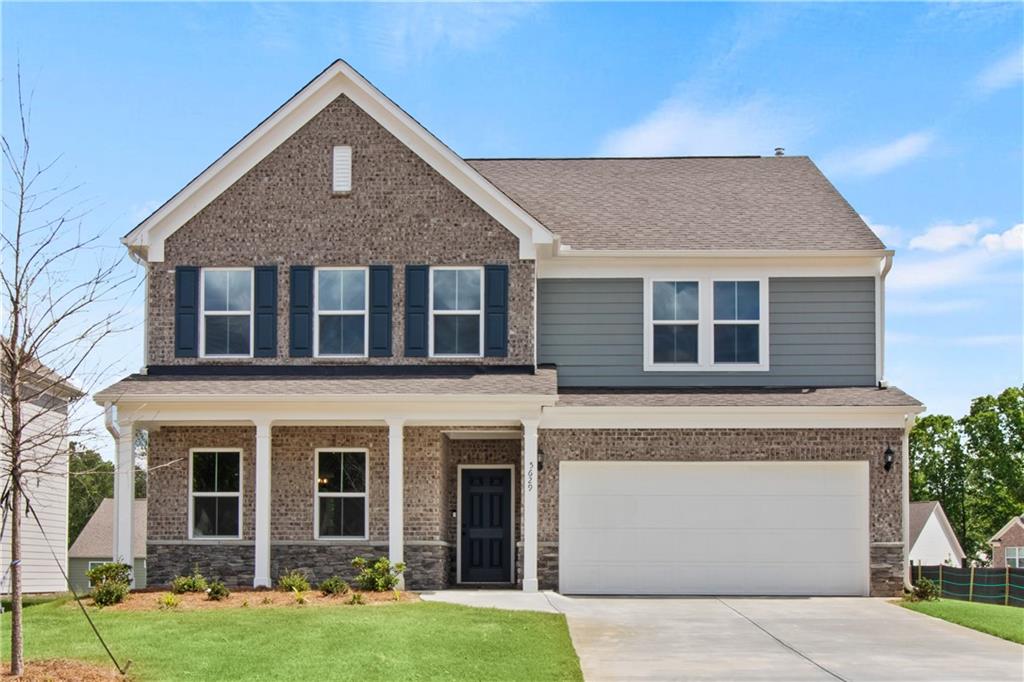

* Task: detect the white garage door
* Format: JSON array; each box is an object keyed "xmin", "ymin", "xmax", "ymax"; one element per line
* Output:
[{"xmin": 559, "ymin": 461, "xmax": 870, "ymax": 596}]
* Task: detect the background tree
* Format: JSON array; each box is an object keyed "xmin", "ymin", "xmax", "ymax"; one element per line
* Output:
[
  {"xmin": 67, "ymin": 440, "xmax": 146, "ymax": 547},
  {"xmin": 1, "ymin": 70, "xmax": 135, "ymax": 675},
  {"xmin": 909, "ymin": 414, "xmax": 970, "ymax": 547}
]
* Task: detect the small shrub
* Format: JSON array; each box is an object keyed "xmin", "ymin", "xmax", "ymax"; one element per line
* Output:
[
  {"xmin": 86, "ymin": 562, "xmax": 132, "ymax": 587},
  {"xmin": 261, "ymin": 596, "xmax": 273, "ymax": 605},
  {"xmin": 171, "ymin": 566, "xmax": 208, "ymax": 594},
  {"xmin": 292, "ymin": 588, "xmax": 308, "ymax": 605},
  {"xmin": 206, "ymin": 580, "xmax": 230, "ymax": 601},
  {"xmin": 347, "ymin": 592, "xmax": 365, "ymax": 605},
  {"xmin": 319, "ymin": 575, "xmax": 350, "ymax": 597},
  {"xmin": 241, "ymin": 600, "xmax": 249, "ymax": 608},
  {"xmin": 351, "ymin": 556, "xmax": 405, "ymax": 592},
  {"xmin": 158, "ymin": 593, "xmax": 180, "ymax": 610},
  {"xmin": 392, "ymin": 589, "xmax": 401, "ymax": 602},
  {"xmin": 92, "ymin": 580, "xmax": 129, "ymax": 607},
  {"xmin": 906, "ymin": 578, "xmax": 941, "ymax": 602},
  {"xmin": 277, "ymin": 569, "xmax": 310, "ymax": 593}
]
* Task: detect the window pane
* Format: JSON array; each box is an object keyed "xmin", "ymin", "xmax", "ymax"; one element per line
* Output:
[
  {"xmin": 192, "ymin": 453, "xmax": 216, "ymax": 493},
  {"xmin": 653, "ymin": 324, "xmax": 698, "ymax": 364},
  {"xmin": 433, "ymin": 270, "xmax": 457, "ymax": 310},
  {"xmin": 714, "ymin": 281, "xmax": 736, "ymax": 320},
  {"xmin": 226, "ymin": 316, "xmax": 251, "ymax": 355},
  {"xmin": 215, "ymin": 497, "xmax": 239, "ymax": 536},
  {"xmin": 342, "ymin": 270, "xmax": 365, "ymax": 311},
  {"xmin": 319, "ymin": 498, "xmax": 342, "ymax": 537},
  {"xmin": 714, "ymin": 324, "xmax": 759, "ymax": 363},
  {"xmin": 318, "ymin": 270, "xmax": 342, "ymax": 311},
  {"xmin": 456, "ymin": 270, "xmax": 481, "ymax": 310},
  {"xmin": 318, "ymin": 452, "xmax": 342, "ymax": 493},
  {"xmin": 736, "ymin": 282, "xmax": 759, "ymax": 320},
  {"xmin": 318, "ymin": 315, "xmax": 365, "ymax": 355},
  {"xmin": 655, "ymin": 281, "xmax": 699, "ymax": 321},
  {"xmin": 434, "ymin": 314, "xmax": 479, "ymax": 355},
  {"xmin": 343, "ymin": 452, "xmax": 366, "ymax": 493},
  {"xmin": 342, "ymin": 498, "xmax": 366, "ymax": 537},
  {"xmin": 216, "ymin": 452, "xmax": 240, "ymax": 493},
  {"xmin": 205, "ymin": 316, "xmax": 229, "ymax": 355},
  {"xmin": 193, "ymin": 497, "xmax": 217, "ymax": 536},
  {"xmin": 204, "ymin": 271, "xmax": 228, "ymax": 311},
  {"xmin": 227, "ymin": 271, "xmax": 251, "ymax": 311}
]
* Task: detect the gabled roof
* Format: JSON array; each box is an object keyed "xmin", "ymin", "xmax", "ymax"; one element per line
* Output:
[
  {"xmin": 69, "ymin": 499, "xmax": 147, "ymax": 559},
  {"xmin": 123, "ymin": 60, "xmax": 553, "ymax": 262},
  {"xmin": 469, "ymin": 157, "xmax": 886, "ymax": 252},
  {"xmin": 909, "ymin": 501, "xmax": 966, "ymax": 560},
  {"xmin": 990, "ymin": 515, "xmax": 1024, "ymax": 543}
]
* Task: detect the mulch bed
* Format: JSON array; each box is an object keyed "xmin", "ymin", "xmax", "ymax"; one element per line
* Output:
[
  {"xmin": 1, "ymin": 659, "xmax": 122, "ymax": 680},
  {"xmin": 85, "ymin": 588, "xmax": 418, "ymax": 612}
]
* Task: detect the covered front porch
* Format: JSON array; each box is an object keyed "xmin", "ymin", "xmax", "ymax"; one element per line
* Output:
[{"xmin": 95, "ymin": 371, "xmax": 556, "ymax": 592}]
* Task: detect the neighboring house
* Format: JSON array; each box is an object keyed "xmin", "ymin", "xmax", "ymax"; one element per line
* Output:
[
  {"xmin": 67, "ymin": 499, "xmax": 147, "ymax": 593},
  {"xmin": 907, "ymin": 501, "xmax": 965, "ymax": 567},
  {"xmin": 94, "ymin": 60, "xmax": 924, "ymax": 598},
  {"xmin": 1, "ymin": 360, "xmax": 84, "ymax": 593},
  {"xmin": 989, "ymin": 515, "xmax": 1024, "ymax": 568}
]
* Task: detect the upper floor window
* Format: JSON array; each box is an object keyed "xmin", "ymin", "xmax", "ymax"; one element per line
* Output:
[
  {"xmin": 644, "ymin": 276, "xmax": 768, "ymax": 372},
  {"xmin": 190, "ymin": 449, "xmax": 242, "ymax": 539},
  {"xmin": 713, "ymin": 281, "xmax": 761, "ymax": 364},
  {"xmin": 201, "ymin": 268, "xmax": 253, "ymax": 357},
  {"xmin": 430, "ymin": 267, "xmax": 482, "ymax": 357},
  {"xmin": 315, "ymin": 449, "xmax": 368, "ymax": 539},
  {"xmin": 315, "ymin": 267, "xmax": 367, "ymax": 357}
]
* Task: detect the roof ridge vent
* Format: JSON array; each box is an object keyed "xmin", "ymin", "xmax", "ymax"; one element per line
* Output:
[{"xmin": 774, "ymin": 147, "xmax": 785, "ymax": 157}]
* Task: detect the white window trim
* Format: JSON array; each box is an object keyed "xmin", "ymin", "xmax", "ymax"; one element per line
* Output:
[
  {"xmin": 429, "ymin": 266, "xmax": 484, "ymax": 358},
  {"xmin": 313, "ymin": 266, "xmax": 369, "ymax": 358},
  {"xmin": 643, "ymin": 276, "xmax": 769, "ymax": 372},
  {"xmin": 188, "ymin": 448, "xmax": 244, "ymax": 540},
  {"xmin": 87, "ymin": 560, "xmax": 106, "ymax": 588},
  {"xmin": 313, "ymin": 448, "xmax": 369, "ymax": 541},
  {"xmin": 199, "ymin": 267, "xmax": 255, "ymax": 359}
]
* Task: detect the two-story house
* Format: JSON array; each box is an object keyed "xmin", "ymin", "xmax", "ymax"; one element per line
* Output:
[{"xmin": 95, "ymin": 61, "xmax": 923, "ymax": 597}]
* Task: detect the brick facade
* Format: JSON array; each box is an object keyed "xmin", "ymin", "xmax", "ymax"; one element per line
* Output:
[
  {"xmin": 146, "ymin": 424, "xmax": 905, "ymax": 595},
  {"xmin": 991, "ymin": 520, "xmax": 1024, "ymax": 568},
  {"xmin": 147, "ymin": 94, "xmax": 534, "ymax": 367}
]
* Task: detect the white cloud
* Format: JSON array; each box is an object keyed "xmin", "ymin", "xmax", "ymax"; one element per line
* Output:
[
  {"xmin": 887, "ymin": 245, "xmax": 1019, "ymax": 292},
  {"xmin": 825, "ymin": 131, "xmax": 934, "ymax": 177},
  {"xmin": 861, "ymin": 215, "xmax": 902, "ymax": 247},
  {"xmin": 908, "ymin": 221, "xmax": 983, "ymax": 252},
  {"xmin": 976, "ymin": 45, "xmax": 1024, "ymax": 94},
  {"xmin": 887, "ymin": 298, "xmax": 981, "ymax": 316},
  {"xmin": 980, "ymin": 223, "xmax": 1024, "ymax": 252},
  {"xmin": 128, "ymin": 199, "xmax": 162, "ymax": 226},
  {"xmin": 597, "ymin": 96, "xmax": 806, "ymax": 157}
]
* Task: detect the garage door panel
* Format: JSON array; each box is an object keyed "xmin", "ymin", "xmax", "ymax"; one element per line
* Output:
[{"xmin": 559, "ymin": 461, "xmax": 869, "ymax": 596}]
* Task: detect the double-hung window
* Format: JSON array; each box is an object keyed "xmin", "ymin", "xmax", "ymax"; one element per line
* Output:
[
  {"xmin": 315, "ymin": 267, "xmax": 367, "ymax": 357},
  {"xmin": 201, "ymin": 268, "xmax": 253, "ymax": 357},
  {"xmin": 713, "ymin": 281, "xmax": 761, "ymax": 364},
  {"xmin": 315, "ymin": 449, "xmax": 368, "ymax": 539},
  {"xmin": 1007, "ymin": 547, "xmax": 1023, "ymax": 568},
  {"xmin": 430, "ymin": 267, "xmax": 483, "ymax": 357},
  {"xmin": 190, "ymin": 450, "xmax": 242, "ymax": 539},
  {"xmin": 652, "ymin": 281, "xmax": 699, "ymax": 364}
]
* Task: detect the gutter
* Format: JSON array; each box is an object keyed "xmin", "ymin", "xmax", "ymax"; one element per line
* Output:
[{"xmin": 103, "ymin": 401, "xmax": 120, "ymax": 439}]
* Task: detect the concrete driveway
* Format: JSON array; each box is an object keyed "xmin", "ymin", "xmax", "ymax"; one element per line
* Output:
[{"xmin": 547, "ymin": 595, "xmax": 1022, "ymax": 681}]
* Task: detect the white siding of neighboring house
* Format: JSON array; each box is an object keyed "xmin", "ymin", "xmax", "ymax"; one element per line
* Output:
[
  {"xmin": 0, "ymin": 402, "xmax": 69, "ymax": 593},
  {"xmin": 910, "ymin": 512, "xmax": 961, "ymax": 566}
]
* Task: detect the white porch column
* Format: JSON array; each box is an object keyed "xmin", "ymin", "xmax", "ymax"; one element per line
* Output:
[
  {"xmin": 521, "ymin": 419, "xmax": 540, "ymax": 592},
  {"xmin": 112, "ymin": 421, "xmax": 135, "ymax": 586},
  {"xmin": 253, "ymin": 420, "xmax": 272, "ymax": 588},
  {"xmin": 387, "ymin": 419, "xmax": 405, "ymax": 589}
]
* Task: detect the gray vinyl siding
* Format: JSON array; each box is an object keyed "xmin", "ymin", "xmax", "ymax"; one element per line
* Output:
[
  {"xmin": 68, "ymin": 557, "xmax": 147, "ymax": 594},
  {"xmin": 538, "ymin": 277, "xmax": 876, "ymax": 387}
]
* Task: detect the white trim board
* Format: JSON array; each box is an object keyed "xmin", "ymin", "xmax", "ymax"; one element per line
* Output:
[
  {"xmin": 455, "ymin": 464, "xmax": 516, "ymax": 586},
  {"xmin": 540, "ymin": 405, "xmax": 924, "ymax": 429},
  {"xmin": 124, "ymin": 61, "xmax": 553, "ymax": 262}
]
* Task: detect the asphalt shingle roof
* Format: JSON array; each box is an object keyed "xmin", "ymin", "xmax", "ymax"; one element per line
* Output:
[
  {"xmin": 68, "ymin": 499, "xmax": 147, "ymax": 559},
  {"xmin": 468, "ymin": 156, "xmax": 885, "ymax": 251},
  {"xmin": 555, "ymin": 386, "xmax": 922, "ymax": 408}
]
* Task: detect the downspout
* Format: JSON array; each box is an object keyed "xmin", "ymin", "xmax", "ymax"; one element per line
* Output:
[
  {"xmin": 104, "ymin": 402, "xmax": 120, "ymax": 440},
  {"xmin": 877, "ymin": 253, "xmax": 893, "ymax": 387}
]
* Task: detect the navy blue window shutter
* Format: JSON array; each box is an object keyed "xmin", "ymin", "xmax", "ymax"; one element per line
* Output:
[
  {"xmin": 404, "ymin": 265, "xmax": 428, "ymax": 357},
  {"xmin": 484, "ymin": 264, "xmax": 509, "ymax": 357},
  {"xmin": 289, "ymin": 265, "xmax": 314, "ymax": 357},
  {"xmin": 253, "ymin": 266, "xmax": 278, "ymax": 358},
  {"xmin": 368, "ymin": 265, "xmax": 393, "ymax": 357},
  {"xmin": 174, "ymin": 266, "xmax": 199, "ymax": 358}
]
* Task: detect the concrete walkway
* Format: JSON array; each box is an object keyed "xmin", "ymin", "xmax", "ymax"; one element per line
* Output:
[{"xmin": 422, "ymin": 591, "xmax": 1023, "ymax": 681}]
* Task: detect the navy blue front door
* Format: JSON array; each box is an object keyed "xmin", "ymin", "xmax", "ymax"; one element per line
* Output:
[{"xmin": 461, "ymin": 468, "xmax": 512, "ymax": 583}]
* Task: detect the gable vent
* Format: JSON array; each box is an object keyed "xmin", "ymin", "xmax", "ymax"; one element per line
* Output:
[{"xmin": 333, "ymin": 145, "xmax": 352, "ymax": 192}]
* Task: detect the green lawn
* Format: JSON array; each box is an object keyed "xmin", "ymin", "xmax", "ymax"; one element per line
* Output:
[
  {"xmin": 1, "ymin": 599, "xmax": 582, "ymax": 681},
  {"xmin": 900, "ymin": 599, "xmax": 1024, "ymax": 644}
]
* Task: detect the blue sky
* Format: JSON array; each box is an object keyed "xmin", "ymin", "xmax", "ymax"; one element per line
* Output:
[{"xmin": 2, "ymin": 2, "xmax": 1022, "ymax": 454}]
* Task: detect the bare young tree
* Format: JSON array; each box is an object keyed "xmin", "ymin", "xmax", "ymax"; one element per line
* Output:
[{"xmin": 1, "ymin": 68, "xmax": 136, "ymax": 676}]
